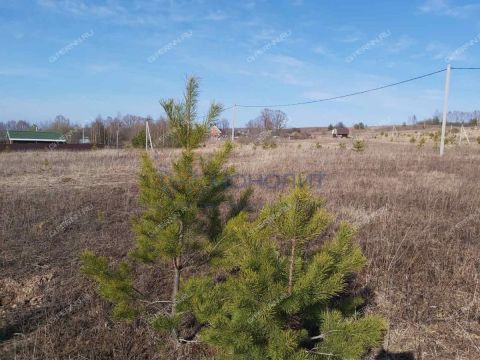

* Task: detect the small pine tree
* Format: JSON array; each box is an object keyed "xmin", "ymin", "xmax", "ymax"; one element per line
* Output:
[
  {"xmin": 430, "ymin": 131, "xmax": 440, "ymax": 149},
  {"xmin": 181, "ymin": 181, "xmax": 386, "ymax": 359},
  {"xmin": 131, "ymin": 128, "xmax": 146, "ymax": 148},
  {"xmin": 417, "ymin": 137, "xmax": 426, "ymax": 148},
  {"xmin": 352, "ymin": 139, "xmax": 366, "ymax": 152},
  {"xmin": 81, "ymin": 76, "xmax": 252, "ymax": 344},
  {"xmin": 261, "ymin": 135, "xmax": 278, "ymax": 149}
]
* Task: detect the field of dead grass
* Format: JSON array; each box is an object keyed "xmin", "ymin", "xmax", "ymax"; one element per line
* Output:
[{"xmin": 1, "ymin": 134, "xmax": 479, "ymax": 359}]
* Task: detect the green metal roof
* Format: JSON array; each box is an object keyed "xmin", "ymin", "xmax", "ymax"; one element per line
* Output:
[{"xmin": 7, "ymin": 130, "xmax": 66, "ymax": 142}]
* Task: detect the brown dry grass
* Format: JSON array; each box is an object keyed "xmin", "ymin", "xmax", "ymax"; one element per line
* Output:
[{"xmin": 1, "ymin": 134, "xmax": 479, "ymax": 359}]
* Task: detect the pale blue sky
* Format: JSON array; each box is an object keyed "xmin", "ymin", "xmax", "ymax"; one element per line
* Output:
[{"xmin": 0, "ymin": 0, "xmax": 479, "ymax": 127}]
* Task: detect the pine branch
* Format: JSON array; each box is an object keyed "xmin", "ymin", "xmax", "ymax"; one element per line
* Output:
[{"xmin": 287, "ymin": 236, "xmax": 296, "ymax": 296}]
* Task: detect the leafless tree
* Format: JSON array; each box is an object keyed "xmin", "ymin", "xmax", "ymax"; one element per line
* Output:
[
  {"xmin": 51, "ymin": 115, "xmax": 71, "ymax": 133},
  {"xmin": 245, "ymin": 117, "xmax": 263, "ymax": 136},
  {"xmin": 270, "ymin": 109, "xmax": 288, "ymax": 132},
  {"xmin": 218, "ymin": 118, "xmax": 229, "ymax": 133},
  {"xmin": 260, "ymin": 108, "xmax": 274, "ymax": 130}
]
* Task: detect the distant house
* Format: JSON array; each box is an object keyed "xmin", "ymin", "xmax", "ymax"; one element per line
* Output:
[
  {"xmin": 6, "ymin": 130, "xmax": 66, "ymax": 144},
  {"xmin": 210, "ymin": 125, "xmax": 222, "ymax": 139}
]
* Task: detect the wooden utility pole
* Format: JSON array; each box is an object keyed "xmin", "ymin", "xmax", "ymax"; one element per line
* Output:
[
  {"xmin": 440, "ymin": 64, "xmax": 452, "ymax": 156},
  {"xmin": 145, "ymin": 120, "xmax": 153, "ymax": 151}
]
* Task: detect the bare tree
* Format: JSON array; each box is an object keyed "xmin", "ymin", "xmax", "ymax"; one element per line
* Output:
[
  {"xmin": 246, "ymin": 117, "xmax": 264, "ymax": 136},
  {"xmin": 16, "ymin": 120, "xmax": 31, "ymax": 130},
  {"xmin": 271, "ymin": 110, "xmax": 288, "ymax": 132},
  {"xmin": 218, "ymin": 118, "xmax": 229, "ymax": 134},
  {"xmin": 260, "ymin": 108, "xmax": 274, "ymax": 130},
  {"xmin": 112, "ymin": 114, "xmax": 123, "ymax": 149}
]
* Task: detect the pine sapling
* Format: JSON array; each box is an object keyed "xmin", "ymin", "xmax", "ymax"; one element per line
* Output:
[
  {"xmin": 182, "ymin": 181, "xmax": 386, "ymax": 359},
  {"xmin": 80, "ymin": 76, "xmax": 251, "ymax": 346}
]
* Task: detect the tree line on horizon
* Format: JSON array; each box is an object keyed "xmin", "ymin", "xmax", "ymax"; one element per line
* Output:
[{"xmin": 1, "ymin": 109, "xmax": 478, "ymax": 147}]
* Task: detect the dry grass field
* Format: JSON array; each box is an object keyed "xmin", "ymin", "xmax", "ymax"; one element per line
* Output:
[{"xmin": 1, "ymin": 130, "xmax": 480, "ymax": 359}]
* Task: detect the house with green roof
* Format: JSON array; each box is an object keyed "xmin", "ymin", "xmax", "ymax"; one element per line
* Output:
[{"xmin": 6, "ymin": 130, "xmax": 66, "ymax": 144}]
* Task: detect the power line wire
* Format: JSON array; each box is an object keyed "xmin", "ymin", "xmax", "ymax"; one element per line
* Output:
[
  {"xmin": 219, "ymin": 66, "xmax": 478, "ymax": 113},
  {"xmin": 451, "ymin": 67, "xmax": 480, "ymax": 70},
  {"xmin": 235, "ymin": 68, "xmax": 447, "ymax": 108}
]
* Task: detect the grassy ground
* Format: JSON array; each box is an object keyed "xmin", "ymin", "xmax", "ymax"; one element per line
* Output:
[{"xmin": 1, "ymin": 131, "xmax": 479, "ymax": 359}]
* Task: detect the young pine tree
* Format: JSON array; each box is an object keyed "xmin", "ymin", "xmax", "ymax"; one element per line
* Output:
[
  {"xmin": 181, "ymin": 181, "xmax": 386, "ymax": 359},
  {"xmin": 352, "ymin": 139, "xmax": 366, "ymax": 152},
  {"xmin": 81, "ymin": 76, "xmax": 251, "ymax": 344}
]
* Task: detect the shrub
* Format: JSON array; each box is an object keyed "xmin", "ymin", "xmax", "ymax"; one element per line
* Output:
[
  {"xmin": 352, "ymin": 139, "xmax": 366, "ymax": 152},
  {"xmin": 417, "ymin": 137, "xmax": 426, "ymax": 148},
  {"xmin": 131, "ymin": 129, "xmax": 146, "ymax": 148},
  {"xmin": 262, "ymin": 136, "xmax": 278, "ymax": 149},
  {"xmin": 445, "ymin": 133, "xmax": 457, "ymax": 146},
  {"xmin": 477, "ymin": 136, "xmax": 480, "ymax": 145},
  {"xmin": 431, "ymin": 131, "xmax": 440, "ymax": 149},
  {"xmin": 409, "ymin": 136, "xmax": 416, "ymax": 144},
  {"xmin": 338, "ymin": 142, "xmax": 346, "ymax": 150}
]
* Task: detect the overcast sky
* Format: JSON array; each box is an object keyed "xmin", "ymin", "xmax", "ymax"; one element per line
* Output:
[{"xmin": 1, "ymin": 0, "xmax": 479, "ymax": 127}]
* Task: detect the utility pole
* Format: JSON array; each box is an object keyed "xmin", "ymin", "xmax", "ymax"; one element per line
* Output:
[
  {"xmin": 231, "ymin": 104, "xmax": 236, "ymax": 142},
  {"xmin": 440, "ymin": 64, "xmax": 452, "ymax": 156},
  {"xmin": 148, "ymin": 123, "xmax": 153, "ymax": 150},
  {"xmin": 145, "ymin": 120, "xmax": 153, "ymax": 151}
]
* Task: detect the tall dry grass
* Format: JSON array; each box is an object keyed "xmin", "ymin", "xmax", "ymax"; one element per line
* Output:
[{"xmin": 1, "ymin": 137, "xmax": 479, "ymax": 359}]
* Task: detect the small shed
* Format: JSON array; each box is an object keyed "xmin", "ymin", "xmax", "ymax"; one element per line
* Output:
[{"xmin": 6, "ymin": 130, "xmax": 66, "ymax": 144}]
